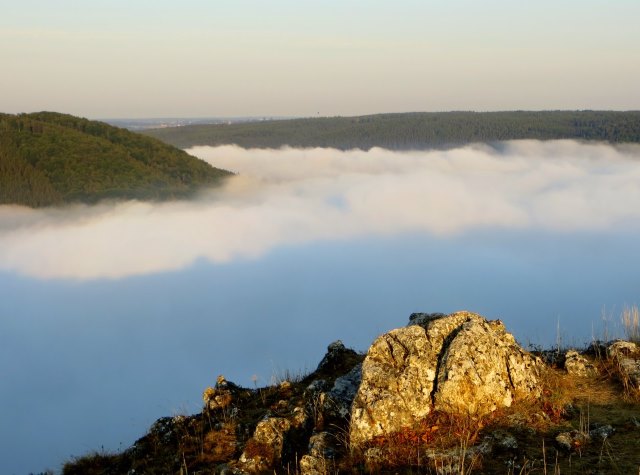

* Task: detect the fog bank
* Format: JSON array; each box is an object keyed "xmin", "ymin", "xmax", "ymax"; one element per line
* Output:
[{"xmin": 1, "ymin": 140, "xmax": 639, "ymax": 280}]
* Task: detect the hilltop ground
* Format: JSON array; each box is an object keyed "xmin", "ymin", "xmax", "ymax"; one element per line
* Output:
[{"xmin": 61, "ymin": 312, "xmax": 640, "ymax": 474}]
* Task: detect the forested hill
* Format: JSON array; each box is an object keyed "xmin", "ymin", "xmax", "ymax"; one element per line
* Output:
[
  {"xmin": 0, "ymin": 112, "xmax": 232, "ymax": 207},
  {"xmin": 144, "ymin": 111, "xmax": 640, "ymax": 150}
]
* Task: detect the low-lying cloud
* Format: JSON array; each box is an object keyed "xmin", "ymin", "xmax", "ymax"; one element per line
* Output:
[{"xmin": 1, "ymin": 140, "xmax": 639, "ymax": 280}]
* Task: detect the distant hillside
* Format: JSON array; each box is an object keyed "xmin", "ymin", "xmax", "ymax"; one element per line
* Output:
[
  {"xmin": 144, "ymin": 111, "xmax": 640, "ymax": 150},
  {"xmin": 0, "ymin": 112, "xmax": 232, "ymax": 207}
]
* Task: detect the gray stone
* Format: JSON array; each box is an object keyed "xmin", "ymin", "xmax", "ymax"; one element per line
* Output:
[
  {"xmin": 491, "ymin": 430, "xmax": 518, "ymax": 450},
  {"xmin": 589, "ymin": 424, "xmax": 614, "ymax": 440},
  {"xmin": 305, "ymin": 379, "xmax": 329, "ymax": 395},
  {"xmin": 308, "ymin": 431, "xmax": 337, "ymax": 459},
  {"xmin": 325, "ymin": 363, "xmax": 362, "ymax": 419},
  {"xmin": 408, "ymin": 312, "xmax": 446, "ymax": 327}
]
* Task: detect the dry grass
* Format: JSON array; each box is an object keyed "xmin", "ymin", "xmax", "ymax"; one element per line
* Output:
[
  {"xmin": 622, "ymin": 304, "xmax": 640, "ymax": 343},
  {"xmin": 61, "ymin": 450, "xmax": 121, "ymax": 475},
  {"xmin": 487, "ymin": 359, "xmax": 640, "ymax": 475},
  {"xmin": 199, "ymin": 422, "xmax": 238, "ymax": 464}
]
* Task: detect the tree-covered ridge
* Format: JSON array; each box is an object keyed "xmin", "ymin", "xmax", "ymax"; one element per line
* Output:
[
  {"xmin": 0, "ymin": 112, "xmax": 232, "ymax": 207},
  {"xmin": 144, "ymin": 111, "xmax": 640, "ymax": 150}
]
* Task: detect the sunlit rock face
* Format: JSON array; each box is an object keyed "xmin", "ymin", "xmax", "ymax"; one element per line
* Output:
[{"xmin": 350, "ymin": 311, "xmax": 545, "ymax": 448}]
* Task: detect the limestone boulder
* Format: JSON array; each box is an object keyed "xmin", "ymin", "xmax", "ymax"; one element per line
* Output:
[
  {"xmin": 350, "ymin": 311, "xmax": 545, "ymax": 448},
  {"xmin": 433, "ymin": 318, "xmax": 544, "ymax": 415}
]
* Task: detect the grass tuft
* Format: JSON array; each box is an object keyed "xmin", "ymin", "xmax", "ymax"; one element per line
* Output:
[{"xmin": 622, "ymin": 305, "xmax": 640, "ymax": 344}]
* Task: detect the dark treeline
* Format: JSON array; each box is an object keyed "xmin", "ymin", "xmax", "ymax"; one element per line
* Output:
[
  {"xmin": 144, "ymin": 111, "xmax": 640, "ymax": 150},
  {"xmin": 0, "ymin": 112, "xmax": 232, "ymax": 208}
]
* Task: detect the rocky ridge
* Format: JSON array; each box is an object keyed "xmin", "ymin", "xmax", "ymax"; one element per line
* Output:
[{"xmin": 62, "ymin": 311, "xmax": 640, "ymax": 474}]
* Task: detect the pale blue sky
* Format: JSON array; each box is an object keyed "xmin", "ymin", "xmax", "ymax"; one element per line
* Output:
[{"xmin": 1, "ymin": 0, "xmax": 639, "ymax": 118}]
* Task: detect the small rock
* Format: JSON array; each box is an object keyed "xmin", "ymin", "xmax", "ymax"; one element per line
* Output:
[
  {"xmin": 216, "ymin": 375, "xmax": 241, "ymax": 390},
  {"xmin": 239, "ymin": 417, "xmax": 292, "ymax": 472},
  {"xmin": 538, "ymin": 350, "xmax": 565, "ymax": 367},
  {"xmin": 555, "ymin": 430, "xmax": 590, "ymax": 451},
  {"xmin": 315, "ymin": 340, "xmax": 359, "ymax": 375},
  {"xmin": 491, "ymin": 430, "xmax": 518, "ymax": 450},
  {"xmin": 271, "ymin": 399, "xmax": 289, "ymax": 412},
  {"xmin": 299, "ymin": 454, "xmax": 330, "ymax": 475},
  {"xmin": 589, "ymin": 424, "xmax": 614, "ymax": 440},
  {"xmin": 204, "ymin": 386, "xmax": 234, "ymax": 411},
  {"xmin": 564, "ymin": 350, "xmax": 598, "ymax": 377},
  {"xmin": 607, "ymin": 341, "xmax": 640, "ymax": 389},
  {"xmin": 304, "ymin": 379, "xmax": 329, "ymax": 395},
  {"xmin": 308, "ymin": 431, "xmax": 337, "ymax": 459},
  {"xmin": 290, "ymin": 406, "xmax": 309, "ymax": 429}
]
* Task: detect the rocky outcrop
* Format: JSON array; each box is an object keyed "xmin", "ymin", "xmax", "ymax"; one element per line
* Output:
[
  {"xmin": 71, "ymin": 311, "xmax": 640, "ymax": 475},
  {"xmin": 350, "ymin": 311, "xmax": 545, "ymax": 448},
  {"xmin": 235, "ymin": 341, "xmax": 363, "ymax": 473}
]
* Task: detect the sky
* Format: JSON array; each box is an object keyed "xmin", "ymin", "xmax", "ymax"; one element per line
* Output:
[{"xmin": 1, "ymin": 0, "xmax": 639, "ymax": 118}]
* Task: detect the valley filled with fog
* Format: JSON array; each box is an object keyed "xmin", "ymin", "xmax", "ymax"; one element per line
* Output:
[{"xmin": 2, "ymin": 141, "xmax": 640, "ymax": 474}]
